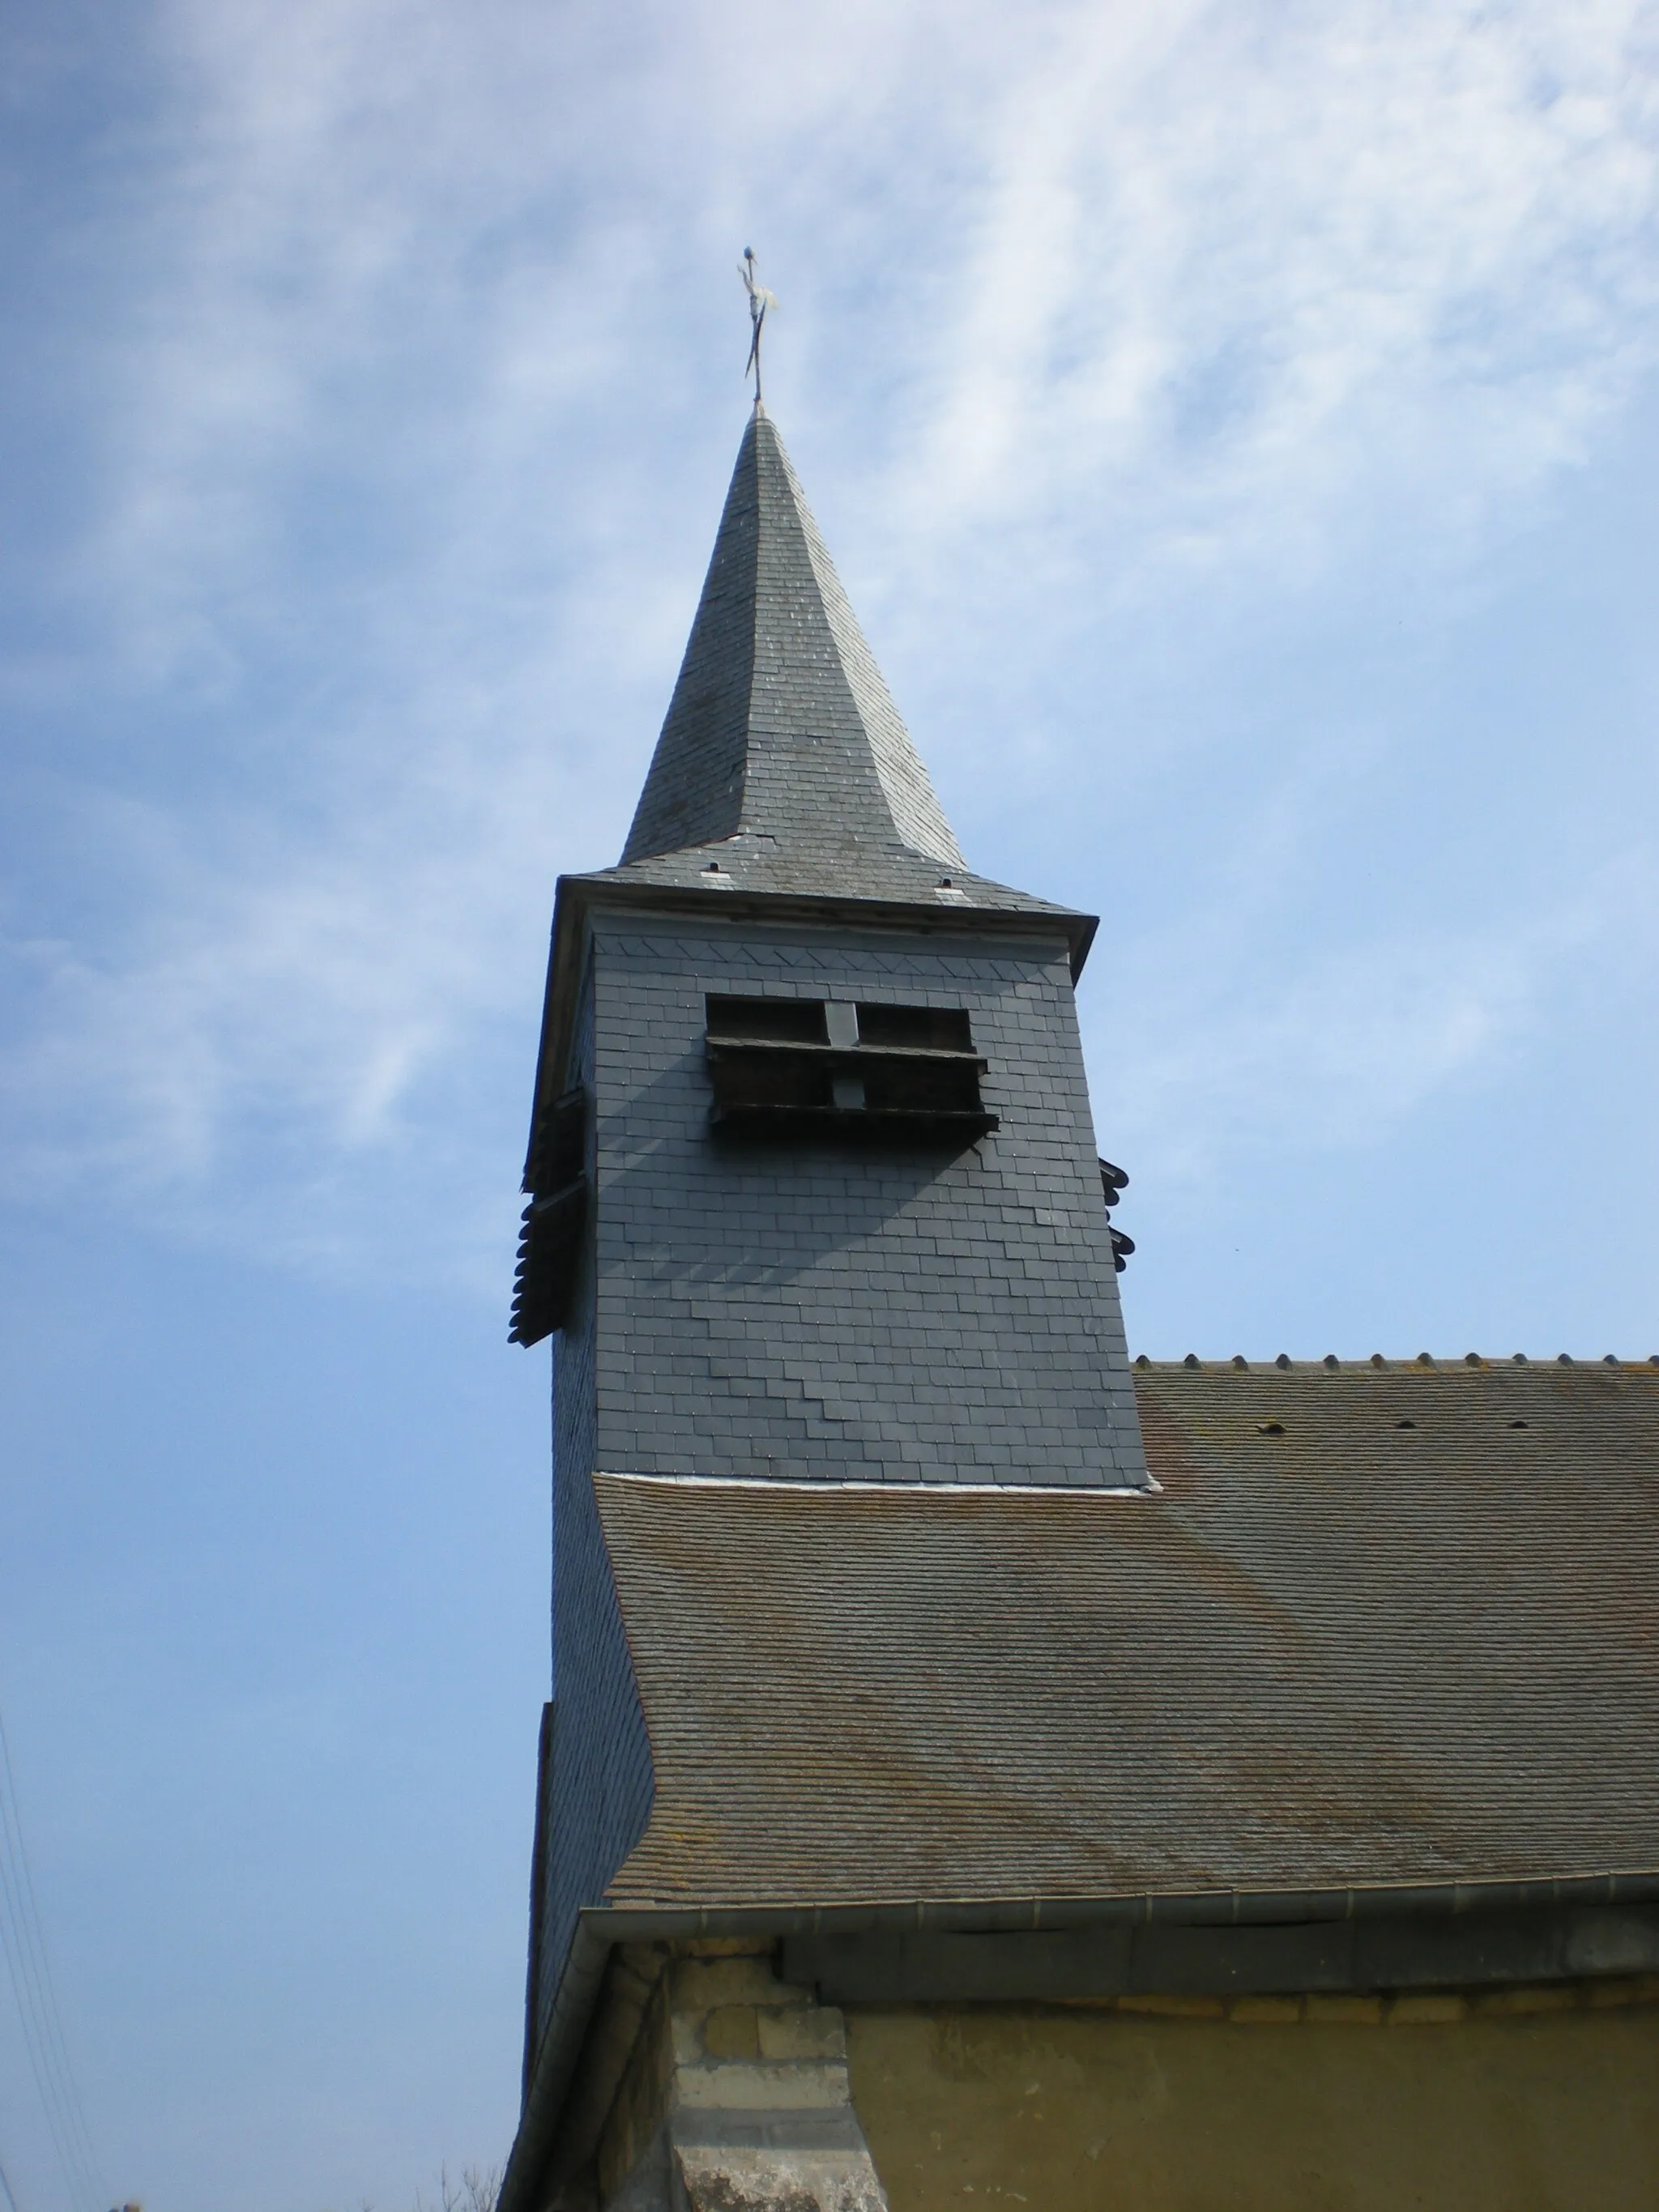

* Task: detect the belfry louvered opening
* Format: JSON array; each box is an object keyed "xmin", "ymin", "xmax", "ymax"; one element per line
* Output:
[
  {"xmin": 704, "ymin": 995, "xmax": 996, "ymax": 1144},
  {"xmin": 510, "ymin": 1083, "xmax": 591, "ymax": 1346}
]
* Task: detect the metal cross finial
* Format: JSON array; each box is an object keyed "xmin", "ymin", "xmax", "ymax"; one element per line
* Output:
[{"xmin": 740, "ymin": 247, "xmax": 776, "ymax": 408}]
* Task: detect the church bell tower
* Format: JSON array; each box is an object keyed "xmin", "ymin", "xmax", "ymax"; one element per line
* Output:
[{"xmin": 511, "ymin": 403, "xmax": 1149, "ymax": 2092}]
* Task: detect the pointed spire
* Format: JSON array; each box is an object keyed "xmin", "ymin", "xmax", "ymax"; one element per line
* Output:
[{"xmin": 621, "ymin": 411, "xmax": 966, "ymax": 878}]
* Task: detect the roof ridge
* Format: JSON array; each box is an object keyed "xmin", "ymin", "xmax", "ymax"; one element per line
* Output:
[{"xmin": 1132, "ymin": 1353, "xmax": 1659, "ymax": 1369}]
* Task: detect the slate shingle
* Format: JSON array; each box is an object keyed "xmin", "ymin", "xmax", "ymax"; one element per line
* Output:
[{"xmin": 622, "ymin": 406, "xmax": 963, "ymax": 872}]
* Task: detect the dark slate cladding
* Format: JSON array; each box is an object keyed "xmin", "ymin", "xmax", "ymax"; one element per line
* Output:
[
  {"xmin": 587, "ymin": 914, "xmax": 1147, "ymax": 1490},
  {"xmin": 534, "ymin": 955, "xmax": 651, "ymax": 2066},
  {"xmin": 589, "ymin": 1360, "xmax": 1659, "ymax": 1908},
  {"xmin": 620, "ymin": 425, "xmax": 757, "ymax": 860},
  {"xmin": 621, "ymin": 408, "xmax": 967, "ymax": 893}
]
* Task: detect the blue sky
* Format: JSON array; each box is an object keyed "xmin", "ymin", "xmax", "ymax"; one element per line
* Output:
[{"xmin": 2, "ymin": 1, "xmax": 1657, "ymax": 2206}]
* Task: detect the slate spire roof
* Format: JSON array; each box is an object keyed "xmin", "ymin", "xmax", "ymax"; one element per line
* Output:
[
  {"xmin": 624, "ymin": 403, "xmax": 962, "ymax": 869},
  {"xmin": 588, "ymin": 407, "xmax": 1071, "ymax": 918}
]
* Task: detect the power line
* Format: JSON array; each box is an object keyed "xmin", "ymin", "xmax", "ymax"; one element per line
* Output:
[
  {"xmin": 0, "ymin": 1709, "xmax": 104, "ymax": 2211},
  {"xmin": 0, "ymin": 2145, "xmax": 27, "ymax": 2212},
  {"xmin": 0, "ymin": 1799, "xmax": 91, "ymax": 2210},
  {"xmin": 0, "ymin": 1703, "xmax": 106, "ymax": 2212}
]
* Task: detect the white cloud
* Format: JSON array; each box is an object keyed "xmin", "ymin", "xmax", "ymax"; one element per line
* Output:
[
  {"xmin": 1096, "ymin": 850, "xmax": 1659, "ymax": 1185},
  {"xmin": 1106, "ymin": 931, "xmax": 1538, "ymax": 1184},
  {"xmin": 893, "ymin": 0, "xmax": 1659, "ymax": 589},
  {"xmin": 3, "ymin": 0, "xmax": 1657, "ymax": 1276}
]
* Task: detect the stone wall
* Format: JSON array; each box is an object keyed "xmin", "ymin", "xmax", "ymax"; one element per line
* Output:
[{"xmin": 591, "ymin": 1941, "xmax": 887, "ymax": 2211}]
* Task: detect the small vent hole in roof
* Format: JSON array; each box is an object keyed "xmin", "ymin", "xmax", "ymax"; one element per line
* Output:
[
  {"xmin": 1395, "ymin": 1418, "xmax": 1417, "ymax": 1430},
  {"xmin": 1508, "ymin": 1419, "xmax": 1529, "ymax": 1429},
  {"xmin": 1256, "ymin": 1421, "xmax": 1286, "ymax": 1435}
]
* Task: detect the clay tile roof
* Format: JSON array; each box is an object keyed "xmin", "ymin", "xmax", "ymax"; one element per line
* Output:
[{"xmin": 594, "ymin": 1360, "xmax": 1659, "ymax": 1911}]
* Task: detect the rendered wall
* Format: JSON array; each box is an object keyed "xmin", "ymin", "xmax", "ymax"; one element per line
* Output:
[
  {"xmin": 590, "ymin": 911, "xmax": 1145, "ymax": 1488},
  {"xmin": 847, "ymin": 1996, "xmax": 1659, "ymax": 2212}
]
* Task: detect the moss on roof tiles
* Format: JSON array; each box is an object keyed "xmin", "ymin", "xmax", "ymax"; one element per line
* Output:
[{"xmin": 591, "ymin": 1361, "xmax": 1659, "ymax": 1912}]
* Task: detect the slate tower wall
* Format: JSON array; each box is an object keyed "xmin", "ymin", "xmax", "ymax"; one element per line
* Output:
[{"xmin": 590, "ymin": 913, "xmax": 1143, "ymax": 1487}]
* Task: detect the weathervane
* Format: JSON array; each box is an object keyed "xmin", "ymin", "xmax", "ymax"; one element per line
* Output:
[{"xmin": 740, "ymin": 247, "xmax": 776, "ymax": 408}]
